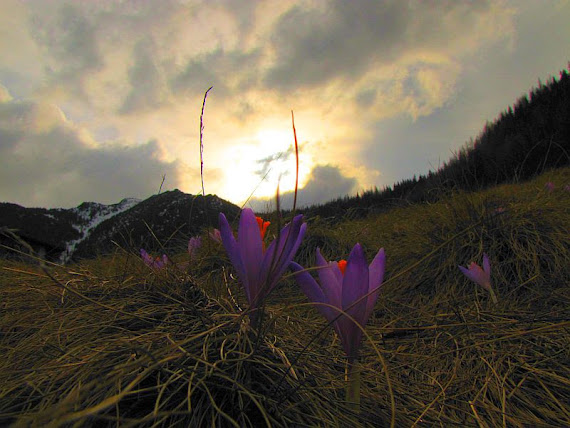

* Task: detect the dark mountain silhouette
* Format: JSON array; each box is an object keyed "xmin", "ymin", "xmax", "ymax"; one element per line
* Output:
[
  {"xmin": 0, "ymin": 191, "xmax": 240, "ymax": 263},
  {"xmin": 0, "ymin": 202, "xmax": 86, "ymax": 261}
]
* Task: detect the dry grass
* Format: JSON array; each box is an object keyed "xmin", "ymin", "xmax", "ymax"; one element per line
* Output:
[{"xmin": 1, "ymin": 167, "xmax": 569, "ymax": 427}]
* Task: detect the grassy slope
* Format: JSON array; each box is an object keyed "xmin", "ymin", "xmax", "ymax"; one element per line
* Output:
[{"xmin": 1, "ymin": 167, "xmax": 569, "ymax": 427}]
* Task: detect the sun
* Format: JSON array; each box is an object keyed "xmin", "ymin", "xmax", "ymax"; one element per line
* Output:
[{"xmin": 220, "ymin": 127, "xmax": 309, "ymax": 204}]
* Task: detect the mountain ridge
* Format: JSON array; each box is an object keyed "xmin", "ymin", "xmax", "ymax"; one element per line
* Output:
[{"xmin": 0, "ymin": 190, "xmax": 240, "ymax": 263}]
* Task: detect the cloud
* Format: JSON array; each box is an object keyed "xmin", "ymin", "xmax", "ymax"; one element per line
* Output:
[
  {"xmin": 0, "ymin": 97, "xmax": 180, "ymax": 208},
  {"xmin": 170, "ymin": 47, "xmax": 262, "ymax": 98},
  {"xmin": 247, "ymin": 164, "xmax": 357, "ymax": 212},
  {"xmin": 29, "ymin": 2, "xmax": 103, "ymax": 95},
  {"xmin": 218, "ymin": 0, "xmax": 262, "ymax": 44},
  {"xmin": 355, "ymin": 88, "xmax": 377, "ymax": 109},
  {"xmin": 263, "ymin": 0, "xmax": 515, "ymax": 118},
  {"xmin": 23, "ymin": 0, "xmax": 198, "ymax": 105},
  {"xmin": 0, "ymin": 85, "xmax": 12, "ymax": 103},
  {"xmin": 254, "ymin": 145, "xmax": 294, "ymax": 178},
  {"xmin": 264, "ymin": 0, "xmax": 408, "ymax": 91},
  {"xmin": 119, "ymin": 38, "xmax": 169, "ymax": 114}
]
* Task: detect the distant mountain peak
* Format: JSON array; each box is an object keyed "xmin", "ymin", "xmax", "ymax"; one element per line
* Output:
[
  {"xmin": 60, "ymin": 197, "xmax": 143, "ymax": 263},
  {"xmin": 0, "ymin": 192, "xmax": 239, "ymax": 264}
]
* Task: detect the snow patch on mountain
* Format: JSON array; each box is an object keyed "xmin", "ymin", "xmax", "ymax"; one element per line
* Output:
[{"xmin": 59, "ymin": 198, "xmax": 141, "ymax": 263}]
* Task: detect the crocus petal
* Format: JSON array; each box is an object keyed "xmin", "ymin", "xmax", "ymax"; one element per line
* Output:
[
  {"xmin": 365, "ymin": 248, "xmax": 385, "ymax": 321},
  {"xmin": 459, "ymin": 262, "xmax": 490, "ymax": 291},
  {"xmin": 459, "ymin": 263, "xmax": 481, "ymax": 284},
  {"xmin": 315, "ymin": 248, "xmax": 343, "ymax": 309},
  {"xmin": 188, "ymin": 237, "xmax": 201, "ymax": 253},
  {"xmin": 259, "ymin": 216, "xmax": 306, "ymax": 288},
  {"xmin": 259, "ymin": 215, "xmax": 306, "ymax": 294},
  {"xmin": 238, "ymin": 209, "xmax": 264, "ymax": 302},
  {"xmin": 140, "ymin": 249, "xmax": 151, "ymax": 265},
  {"xmin": 483, "ymin": 254, "xmax": 490, "ymax": 276},
  {"xmin": 209, "ymin": 229, "xmax": 222, "ymax": 243},
  {"xmin": 481, "ymin": 254, "xmax": 492, "ymax": 290},
  {"xmin": 265, "ymin": 215, "xmax": 306, "ymax": 266},
  {"xmin": 342, "ymin": 244, "xmax": 369, "ymax": 324},
  {"xmin": 219, "ymin": 212, "xmax": 250, "ymax": 302},
  {"xmin": 290, "ymin": 261, "xmax": 336, "ymax": 323},
  {"xmin": 338, "ymin": 244, "xmax": 369, "ymax": 357}
]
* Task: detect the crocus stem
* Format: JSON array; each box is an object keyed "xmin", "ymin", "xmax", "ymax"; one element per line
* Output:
[
  {"xmin": 489, "ymin": 287, "xmax": 499, "ymax": 305},
  {"xmin": 345, "ymin": 359, "xmax": 361, "ymax": 412}
]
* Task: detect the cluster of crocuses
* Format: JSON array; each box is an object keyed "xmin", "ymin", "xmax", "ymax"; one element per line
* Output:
[
  {"xmin": 140, "ymin": 249, "xmax": 169, "ymax": 269},
  {"xmin": 139, "ymin": 207, "xmax": 497, "ymax": 409},
  {"xmin": 142, "ymin": 208, "xmax": 497, "ymax": 352},
  {"xmin": 219, "ymin": 209, "xmax": 381, "ymax": 342},
  {"xmin": 218, "ymin": 208, "xmax": 497, "ymax": 409}
]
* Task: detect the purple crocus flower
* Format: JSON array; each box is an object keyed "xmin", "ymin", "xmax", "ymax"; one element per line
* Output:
[
  {"xmin": 140, "ymin": 248, "xmax": 168, "ymax": 269},
  {"xmin": 459, "ymin": 253, "xmax": 498, "ymax": 303},
  {"xmin": 209, "ymin": 228, "xmax": 222, "ymax": 243},
  {"xmin": 458, "ymin": 253, "xmax": 491, "ymax": 291},
  {"xmin": 188, "ymin": 236, "xmax": 202, "ymax": 259},
  {"xmin": 219, "ymin": 208, "xmax": 307, "ymax": 324},
  {"xmin": 545, "ymin": 182, "xmax": 555, "ymax": 192},
  {"xmin": 140, "ymin": 248, "xmax": 153, "ymax": 266},
  {"xmin": 290, "ymin": 244, "xmax": 386, "ymax": 361}
]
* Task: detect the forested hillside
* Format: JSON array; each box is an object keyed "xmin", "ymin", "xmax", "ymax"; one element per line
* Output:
[{"xmin": 295, "ymin": 65, "xmax": 570, "ymax": 221}]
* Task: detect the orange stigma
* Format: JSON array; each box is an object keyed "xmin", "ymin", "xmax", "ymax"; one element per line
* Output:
[
  {"xmin": 338, "ymin": 260, "xmax": 347, "ymax": 275},
  {"xmin": 256, "ymin": 216, "xmax": 270, "ymax": 240}
]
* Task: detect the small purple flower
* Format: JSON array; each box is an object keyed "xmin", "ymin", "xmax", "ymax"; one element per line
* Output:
[
  {"xmin": 458, "ymin": 253, "xmax": 491, "ymax": 291},
  {"xmin": 564, "ymin": 184, "xmax": 570, "ymax": 192},
  {"xmin": 290, "ymin": 244, "xmax": 386, "ymax": 361},
  {"xmin": 545, "ymin": 182, "xmax": 555, "ymax": 192},
  {"xmin": 209, "ymin": 228, "xmax": 222, "ymax": 243},
  {"xmin": 219, "ymin": 208, "xmax": 307, "ymax": 325},
  {"xmin": 188, "ymin": 236, "xmax": 202, "ymax": 259},
  {"xmin": 459, "ymin": 253, "xmax": 498, "ymax": 303},
  {"xmin": 140, "ymin": 248, "xmax": 168, "ymax": 269}
]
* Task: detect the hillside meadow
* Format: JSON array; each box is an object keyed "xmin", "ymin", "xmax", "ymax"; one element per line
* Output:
[{"xmin": 1, "ymin": 167, "xmax": 569, "ymax": 427}]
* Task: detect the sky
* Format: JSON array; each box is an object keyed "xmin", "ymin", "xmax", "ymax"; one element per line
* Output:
[{"xmin": 1, "ymin": 0, "xmax": 569, "ymax": 210}]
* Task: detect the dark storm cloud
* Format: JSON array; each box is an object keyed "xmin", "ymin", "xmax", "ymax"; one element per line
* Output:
[
  {"xmin": 355, "ymin": 88, "xmax": 378, "ymax": 109},
  {"xmin": 30, "ymin": 3, "xmax": 102, "ymax": 82},
  {"xmin": 263, "ymin": 0, "xmax": 497, "ymax": 92},
  {"xmin": 171, "ymin": 49, "xmax": 229, "ymax": 97},
  {"xmin": 25, "ymin": 0, "xmax": 189, "ymax": 102},
  {"xmin": 248, "ymin": 164, "xmax": 357, "ymax": 211},
  {"xmin": 0, "ymin": 98, "xmax": 179, "ymax": 208},
  {"xmin": 264, "ymin": 0, "xmax": 407, "ymax": 90},
  {"xmin": 293, "ymin": 164, "xmax": 357, "ymax": 207},
  {"xmin": 170, "ymin": 48, "xmax": 262, "ymax": 97},
  {"xmin": 219, "ymin": 0, "xmax": 261, "ymax": 42},
  {"xmin": 120, "ymin": 38, "xmax": 168, "ymax": 114}
]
